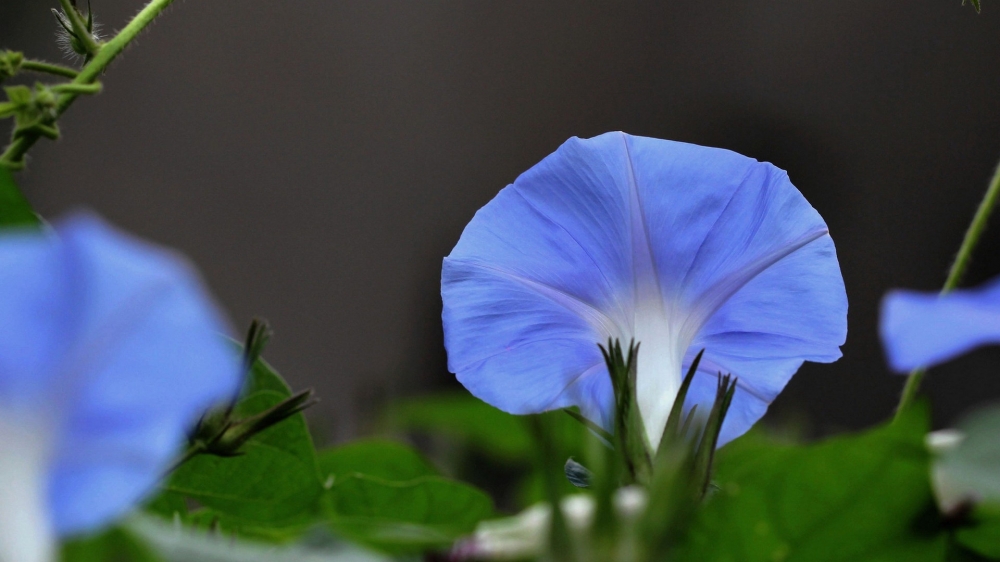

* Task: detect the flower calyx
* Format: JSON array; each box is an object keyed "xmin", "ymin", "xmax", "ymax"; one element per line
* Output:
[
  {"xmin": 590, "ymin": 341, "xmax": 737, "ymax": 496},
  {"xmin": 180, "ymin": 318, "xmax": 317, "ymax": 464},
  {"xmin": 200, "ymin": 388, "xmax": 317, "ymax": 458},
  {"xmin": 52, "ymin": 0, "xmax": 102, "ymax": 62}
]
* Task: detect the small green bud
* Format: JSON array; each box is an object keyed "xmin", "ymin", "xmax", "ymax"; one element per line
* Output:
[
  {"xmin": 3, "ymin": 84, "xmax": 59, "ymax": 140},
  {"xmin": 0, "ymin": 51, "xmax": 24, "ymax": 82},
  {"xmin": 33, "ymin": 85, "xmax": 57, "ymax": 109},
  {"xmin": 207, "ymin": 388, "xmax": 317, "ymax": 456}
]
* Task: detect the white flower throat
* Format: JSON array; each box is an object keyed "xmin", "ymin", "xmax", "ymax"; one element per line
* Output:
[
  {"xmin": 630, "ymin": 297, "xmax": 692, "ymax": 450},
  {"xmin": 0, "ymin": 411, "xmax": 55, "ymax": 562}
]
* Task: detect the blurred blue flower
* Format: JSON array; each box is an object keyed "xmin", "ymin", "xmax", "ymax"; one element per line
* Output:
[
  {"xmin": 881, "ymin": 277, "xmax": 1000, "ymax": 372},
  {"xmin": 0, "ymin": 213, "xmax": 241, "ymax": 562},
  {"xmin": 442, "ymin": 132, "xmax": 847, "ymax": 448}
]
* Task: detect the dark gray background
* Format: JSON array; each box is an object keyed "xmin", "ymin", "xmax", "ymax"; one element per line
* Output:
[{"xmin": 2, "ymin": 1, "xmax": 999, "ymax": 442}]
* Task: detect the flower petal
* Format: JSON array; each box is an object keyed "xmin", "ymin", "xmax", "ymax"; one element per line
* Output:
[
  {"xmin": 626, "ymin": 135, "xmax": 845, "ymax": 445},
  {"xmin": 880, "ymin": 277, "xmax": 1000, "ymax": 372},
  {"xmin": 0, "ymin": 213, "xmax": 241, "ymax": 536},
  {"xmin": 685, "ymin": 235, "xmax": 847, "ymax": 444},
  {"xmin": 443, "ymin": 132, "xmax": 846, "ymax": 446},
  {"xmin": 49, "ymin": 214, "xmax": 241, "ymax": 533},
  {"xmin": 442, "ymin": 259, "xmax": 608, "ymax": 419},
  {"xmin": 0, "ymin": 231, "xmax": 74, "ymax": 402},
  {"xmin": 443, "ymin": 136, "xmax": 638, "ymax": 423}
]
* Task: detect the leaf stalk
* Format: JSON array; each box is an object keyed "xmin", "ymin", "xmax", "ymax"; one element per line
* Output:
[{"xmin": 896, "ymin": 153, "xmax": 1000, "ymax": 418}]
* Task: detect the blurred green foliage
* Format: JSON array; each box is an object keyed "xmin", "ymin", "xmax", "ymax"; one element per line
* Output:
[
  {"xmin": 381, "ymin": 393, "xmax": 588, "ymax": 508},
  {"xmin": 677, "ymin": 404, "xmax": 945, "ymax": 561}
]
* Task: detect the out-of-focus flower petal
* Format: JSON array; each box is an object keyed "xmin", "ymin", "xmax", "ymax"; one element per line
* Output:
[
  {"xmin": 443, "ymin": 132, "xmax": 846, "ymax": 447},
  {"xmin": 927, "ymin": 406, "xmax": 1000, "ymax": 514},
  {"xmin": 0, "ymin": 212, "xmax": 241, "ymax": 560},
  {"xmin": 880, "ymin": 278, "xmax": 1000, "ymax": 372}
]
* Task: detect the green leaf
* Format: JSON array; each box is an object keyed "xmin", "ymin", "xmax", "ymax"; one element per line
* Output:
[
  {"xmin": 127, "ymin": 515, "xmax": 394, "ymax": 562},
  {"xmin": 956, "ymin": 506, "xmax": 1000, "ymax": 559},
  {"xmin": 246, "ymin": 353, "xmax": 294, "ymax": 397},
  {"xmin": 318, "ymin": 439, "xmax": 439, "ymax": 483},
  {"xmin": 167, "ymin": 389, "xmax": 323, "ymax": 525},
  {"xmin": 382, "ymin": 393, "xmax": 533, "ymax": 462},
  {"xmin": 62, "ymin": 526, "xmax": 163, "ymax": 562},
  {"xmin": 0, "ymin": 166, "xmax": 39, "ymax": 227},
  {"xmin": 382, "ymin": 393, "xmax": 587, "ymax": 463},
  {"xmin": 382, "ymin": 393, "xmax": 587, "ymax": 508},
  {"xmin": 323, "ymin": 474, "xmax": 494, "ymax": 554},
  {"xmin": 4, "ymin": 85, "xmax": 31, "ymax": 105},
  {"xmin": 675, "ymin": 404, "xmax": 947, "ymax": 562},
  {"xmin": 144, "ymin": 489, "xmax": 189, "ymax": 520}
]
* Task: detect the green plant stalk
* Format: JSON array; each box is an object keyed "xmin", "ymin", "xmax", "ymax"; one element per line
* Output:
[
  {"xmin": 0, "ymin": 0, "xmax": 176, "ymax": 168},
  {"xmin": 21, "ymin": 60, "xmax": 79, "ymax": 79},
  {"xmin": 896, "ymin": 154, "xmax": 1000, "ymax": 418}
]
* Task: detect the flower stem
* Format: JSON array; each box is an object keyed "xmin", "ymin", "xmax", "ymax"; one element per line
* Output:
[
  {"xmin": 20, "ymin": 60, "xmax": 79, "ymax": 79},
  {"xmin": 0, "ymin": 0, "xmax": 176, "ymax": 169},
  {"xmin": 895, "ymin": 153, "xmax": 1000, "ymax": 418}
]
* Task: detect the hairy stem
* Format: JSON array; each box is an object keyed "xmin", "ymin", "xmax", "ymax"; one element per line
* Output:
[
  {"xmin": 0, "ymin": 0, "xmax": 176, "ymax": 169},
  {"xmin": 21, "ymin": 60, "xmax": 79, "ymax": 79},
  {"xmin": 896, "ymin": 154, "xmax": 1000, "ymax": 418}
]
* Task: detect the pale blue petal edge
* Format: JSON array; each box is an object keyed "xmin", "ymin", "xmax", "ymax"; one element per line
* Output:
[{"xmin": 880, "ymin": 277, "xmax": 1000, "ymax": 372}]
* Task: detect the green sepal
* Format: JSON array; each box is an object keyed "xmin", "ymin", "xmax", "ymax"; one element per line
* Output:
[
  {"xmin": 206, "ymin": 387, "xmax": 317, "ymax": 457},
  {"xmin": 184, "ymin": 319, "xmax": 316, "ymax": 460},
  {"xmin": 639, "ymin": 438, "xmax": 700, "ymax": 558},
  {"xmin": 564, "ymin": 407, "xmax": 613, "ymax": 445},
  {"xmin": 656, "ymin": 348, "xmax": 704, "ymax": 454},
  {"xmin": 692, "ymin": 372, "xmax": 737, "ymax": 496},
  {"xmin": 963, "ymin": 0, "xmax": 982, "ymax": 13},
  {"xmin": 157, "ymin": 323, "xmax": 324, "ymax": 535},
  {"xmin": 600, "ymin": 339, "xmax": 652, "ymax": 485},
  {"xmin": 167, "ymin": 388, "xmax": 323, "ymax": 525}
]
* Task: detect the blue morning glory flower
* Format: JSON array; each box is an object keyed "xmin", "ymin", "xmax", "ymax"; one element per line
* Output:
[
  {"xmin": 442, "ymin": 132, "xmax": 847, "ymax": 448},
  {"xmin": 0, "ymin": 213, "xmax": 241, "ymax": 562},
  {"xmin": 881, "ymin": 276, "xmax": 1000, "ymax": 372}
]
